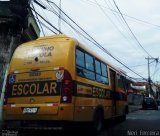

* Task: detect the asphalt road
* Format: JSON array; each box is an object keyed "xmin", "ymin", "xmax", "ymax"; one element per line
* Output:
[
  {"xmin": 100, "ymin": 107, "xmax": 160, "ymax": 136},
  {"xmin": 1, "ymin": 108, "xmax": 160, "ymax": 136}
]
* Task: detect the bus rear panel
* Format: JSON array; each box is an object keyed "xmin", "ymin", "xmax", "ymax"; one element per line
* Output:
[{"xmin": 3, "ymin": 35, "xmax": 76, "ymax": 128}]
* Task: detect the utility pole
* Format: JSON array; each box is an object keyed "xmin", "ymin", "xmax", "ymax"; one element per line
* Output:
[{"xmin": 145, "ymin": 57, "xmax": 159, "ymax": 97}]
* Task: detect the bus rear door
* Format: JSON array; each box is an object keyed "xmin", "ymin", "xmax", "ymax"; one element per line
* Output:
[{"xmin": 109, "ymin": 69, "xmax": 116, "ymax": 117}]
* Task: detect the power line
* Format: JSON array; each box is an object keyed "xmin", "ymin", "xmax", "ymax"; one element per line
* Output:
[
  {"xmin": 34, "ymin": 0, "xmax": 102, "ymax": 49},
  {"xmin": 45, "ymin": 0, "xmax": 102, "ymax": 46},
  {"xmin": 58, "ymin": 0, "xmax": 62, "ymax": 33},
  {"xmin": 94, "ymin": 0, "xmax": 132, "ymax": 43},
  {"xmin": 145, "ymin": 57, "xmax": 159, "ymax": 95},
  {"xmin": 44, "ymin": 0, "xmax": 97, "ymax": 45},
  {"xmin": 81, "ymin": 0, "xmax": 160, "ymax": 29},
  {"xmin": 45, "ymin": 0, "xmax": 147, "ymax": 80},
  {"xmin": 94, "ymin": 0, "xmax": 146, "ymax": 58},
  {"xmin": 112, "ymin": 0, "xmax": 152, "ymax": 58},
  {"xmin": 120, "ymin": 63, "xmax": 146, "ymax": 68},
  {"xmin": 31, "ymin": 2, "xmax": 45, "ymax": 36},
  {"xmin": 34, "ymin": 0, "xmax": 55, "ymax": 35},
  {"xmin": 150, "ymin": 59, "xmax": 159, "ymax": 78},
  {"xmin": 30, "ymin": 4, "xmax": 62, "ymax": 34},
  {"xmin": 38, "ymin": 20, "xmax": 57, "ymax": 34},
  {"xmin": 32, "ymin": 0, "xmax": 148, "ymax": 80},
  {"xmin": 44, "ymin": 0, "xmax": 148, "ymax": 80},
  {"xmin": 34, "ymin": 0, "xmax": 46, "ymax": 9}
]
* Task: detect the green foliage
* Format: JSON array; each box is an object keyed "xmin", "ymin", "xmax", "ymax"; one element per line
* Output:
[{"xmin": 139, "ymin": 90, "xmax": 149, "ymax": 96}]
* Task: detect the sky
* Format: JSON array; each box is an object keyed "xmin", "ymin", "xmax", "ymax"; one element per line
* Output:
[{"xmin": 33, "ymin": 0, "xmax": 160, "ymax": 83}]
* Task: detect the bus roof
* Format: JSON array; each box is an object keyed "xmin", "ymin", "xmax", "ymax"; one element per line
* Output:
[{"xmin": 21, "ymin": 34, "xmax": 126, "ymax": 76}]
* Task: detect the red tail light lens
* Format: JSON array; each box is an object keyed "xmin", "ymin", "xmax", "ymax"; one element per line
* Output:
[{"xmin": 61, "ymin": 70, "xmax": 73, "ymax": 103}]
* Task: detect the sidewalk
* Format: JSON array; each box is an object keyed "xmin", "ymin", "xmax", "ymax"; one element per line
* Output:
[{"xmin": 128, "ymin": 105, "xmax": 142, "ymax": 113}]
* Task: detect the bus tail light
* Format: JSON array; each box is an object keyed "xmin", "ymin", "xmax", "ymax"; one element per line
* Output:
[
  {"xmin": 4, "ymin": 74, "xmax": 9, "ymax": 105},
  {"xmin": 61, "ymin": 70, "xmax": 73, "ymax": 103}
]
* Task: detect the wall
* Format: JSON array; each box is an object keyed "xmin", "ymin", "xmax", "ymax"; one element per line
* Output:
[{"xmin": 128, "ymin": 93, "xmax": 144, "ymax": 105}]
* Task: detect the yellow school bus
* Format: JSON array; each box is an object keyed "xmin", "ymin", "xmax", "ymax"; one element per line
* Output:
[{"xmin": 3, "ymin": 34, "xmax": 128, "ymax": 132}]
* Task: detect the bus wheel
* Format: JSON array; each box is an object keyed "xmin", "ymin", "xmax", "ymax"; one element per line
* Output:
[{"xmin": 93, "ymin": 110, "xmax": 104, "ymax": 133}]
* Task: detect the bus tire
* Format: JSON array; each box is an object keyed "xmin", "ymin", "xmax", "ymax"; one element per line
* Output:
[{"xmin": 93, "ymin": 109, "xmax": 104, "ymax": 133}]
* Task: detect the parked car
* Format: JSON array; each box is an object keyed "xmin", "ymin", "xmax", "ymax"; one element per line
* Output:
[
  {"xmin": 142, "ymin": 97, "xmax": 158, "ymax": 110},
  {"xmin": 156, "ymin": 99, "xmax": 160, "ymax": 106}
]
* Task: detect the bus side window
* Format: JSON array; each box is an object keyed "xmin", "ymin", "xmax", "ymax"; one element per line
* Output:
[
  {"xmin": 85, "ymin": 53, "xmax": 94, "ymax": 71},
  {"xmin": 118, "ymin": 75, "xmax": 127, "ymax": 92},
  {"xmin": 95, "ymin": 59, "xmax": 109, "ymax": 84},
  {"xmin": 76, "ymin": 48, "xmax": 95, "ymax": 80},
  {"xmin": 76, "ymin": 49, "xmax": 85, "ymax": 77},
  {"xmin": 122, "ymin": 76, "xmax": 127, "ymax": 92},
  {"xmin": 101, "ymin": 63, "xmax": 108, "ymax": 84},
  {"xmin": 76, "ymin": 49, "xmax": 85, "ymax": 67},
  {"xmin": 76, "ymin": 47, "xmax": 109, "ymax": 83},
  {"xmin": 84, "ymin": 53, "xmax": 95, "ymax": 80},
  {"xmin": 76, "ymin": 66, "xmax": 85, "ymax": 77}
]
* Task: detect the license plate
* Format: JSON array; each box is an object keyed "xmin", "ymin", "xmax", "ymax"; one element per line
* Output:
[{"xmin": 23, "ymin": 107, "xmax": 38, "ymax": 114}]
